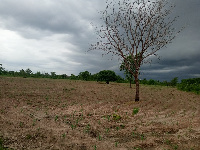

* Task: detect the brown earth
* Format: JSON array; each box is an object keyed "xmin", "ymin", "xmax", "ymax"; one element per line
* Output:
[{"xmin": 0, "ymin": 77, "xmax": 199, "ymax": 150}]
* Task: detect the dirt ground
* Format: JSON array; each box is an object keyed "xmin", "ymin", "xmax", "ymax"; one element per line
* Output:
[{"xmin": 0, "ymin": 77, "xmax": 199, "ymax": 150}]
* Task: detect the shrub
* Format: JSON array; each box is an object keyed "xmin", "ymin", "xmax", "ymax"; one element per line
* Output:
[{"xmin": 177, "ymin": 78, "xmax": 200, "ymax": 94}]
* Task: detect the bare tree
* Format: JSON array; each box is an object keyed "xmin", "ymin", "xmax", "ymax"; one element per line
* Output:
[{"xmin": 89, "ymin": 0, "xmax": 183, "ymax": 101}]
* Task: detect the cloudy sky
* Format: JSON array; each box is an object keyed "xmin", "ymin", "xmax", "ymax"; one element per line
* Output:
[{"xmin": 0, "ymin": 0, "xmax": 200, "ymax": 81}]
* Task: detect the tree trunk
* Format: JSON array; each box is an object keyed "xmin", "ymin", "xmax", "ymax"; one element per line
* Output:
[
  {"xmin": 135, "ymin": 74, "xmax": 140, "ymax": 102},
  {"xmin": 129, "ymin": 74, "xmax": 132, "ymax": 88}
]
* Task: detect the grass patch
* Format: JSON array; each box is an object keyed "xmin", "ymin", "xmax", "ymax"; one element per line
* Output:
[{"xmin": 0, "ymin": 137, "xmax": 12, "ymax": 150}]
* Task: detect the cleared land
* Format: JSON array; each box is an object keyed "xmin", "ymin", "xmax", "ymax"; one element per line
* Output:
[{"xmin": 0, "ymin": 77, "xmax": 199, "ymax": 150}]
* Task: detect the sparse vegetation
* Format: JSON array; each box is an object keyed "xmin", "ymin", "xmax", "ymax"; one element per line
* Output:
[
  {"xmin": 0, "ymin": 137, "xmax": 12, "ymax": 150},
  {"xmin": 113, "ymin": 114, "xmax": 121, "ymax": 121},
  {"xmin": 132, "ymin": 107, "xmax": 139, "ymax": 115},
  {"xmin": 0, "ymin": 77, "xmax": 199, "ymax": 149}
]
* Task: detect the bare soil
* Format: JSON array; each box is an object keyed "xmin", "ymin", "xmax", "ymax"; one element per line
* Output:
[{"xmin": 0, "ymin": 77, "xmax": 199, "ymax": 150}]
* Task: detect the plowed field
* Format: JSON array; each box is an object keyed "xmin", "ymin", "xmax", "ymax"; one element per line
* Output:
[{"xmin": 0, "ymin": 77, "xmax": 199, "ymax": 150}]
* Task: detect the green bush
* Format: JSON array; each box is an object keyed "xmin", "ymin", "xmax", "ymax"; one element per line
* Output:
[
  {"xmin": 177, "ymin": 78, "xmax": 200, "ymax": 94},
  {"xmin": 132, "ymin": 108, "xmax": 139, "ymax": 115}
]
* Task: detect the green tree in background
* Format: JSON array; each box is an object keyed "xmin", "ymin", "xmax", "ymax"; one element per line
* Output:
[
  {"xmin": 0, "ymin": 64, "xmax": 5, "ymax": 75},
  {"xmin": 79, "ymin": 71, "xmax": 91, "ymax": 81},
  {"xmin": 35, "ymin": 71, "xmax": 42, "ymax": 78},
  {"xmin": 19, "ymin": 69, "xmax": 26, "ymax": 77},
  {"xmin": 120, "ymin": 56, "xmax": 134, "ymax": 88},
  {"xmin": 120, "ymin": 54, "xmax": 141, "ymax": 88},
  {"xmin": 170, "ymin": 77, "xmax": 178, "ymax": 87},
  {"xmin": 70, "ymin": 74, "xmax": 77, "ymax": 80},
  {"xmin": 97, "ymin": 70, "xmax": 117, "ymax": 84},
  {"xmin": 25, "ymin": 68, "xmax": 32, "ymax": 77},
  {"xmin": 91, "ymin": 73, "xmax": 99, "ymax": 81},
  {"xmin": 51, "ymin": 72, "xmax": 56, "ymax": 79}
]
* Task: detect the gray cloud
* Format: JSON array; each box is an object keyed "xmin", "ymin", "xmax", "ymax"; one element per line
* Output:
[
  {"xmin": 0, "ymin": 0, "xmax": 105, "ymax": 38},
  {"xmin": 0, "ymin": 0, "xmax": 199, "ymax": 81}
]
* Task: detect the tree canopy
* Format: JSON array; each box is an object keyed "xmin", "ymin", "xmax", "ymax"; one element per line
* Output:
[
  {"xmin": 79, "ymin": 71, "xmax": 91, "ymax": 81},
  {"xmin": 97, "ymin": 70, "xmax": 117, "ymax": 84}
]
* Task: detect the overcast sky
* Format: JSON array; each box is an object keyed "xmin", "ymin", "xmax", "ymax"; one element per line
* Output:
[{"xmin": 0, "ymin": 0, "xmax": 200, "ymax": 81}]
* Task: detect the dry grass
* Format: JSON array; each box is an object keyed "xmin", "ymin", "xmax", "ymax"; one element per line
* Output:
[{"xmin": 0, "ymin": 77, "xmax": 199, "ymax": 150}]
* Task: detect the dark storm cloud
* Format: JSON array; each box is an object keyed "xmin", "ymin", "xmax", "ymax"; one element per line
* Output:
[{"xmin": 138, "ymin": 0, "xmax": 200, "ymax": 81}]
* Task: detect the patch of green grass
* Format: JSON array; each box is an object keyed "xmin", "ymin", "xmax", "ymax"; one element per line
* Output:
[
  {"xmin": 84, "ymin": 124, "xmax": 91, "ymax": 133},
  {"xmin": 0, "ymin": 137, "xmax": 4, "ymax": 149},
  {"xmin": 45, "ymin": 96, "xmax": 49, "ymax": 101},
  {"xmin": 140, "ymin": 134, "xmax": 145, "ymax": 141},
  {"xmin": 165, "ymin": 139, "xmax": 171, "ymax": 145},
  {"xmin": 55, "ymin": 115, "xmax": 59, "ymax": 121},
  {"xmin": 98, "ymin": 120, "xmax": 101, "ymax": 125},
  {"xmin": 107, "ymin": 115, "xmax": 111, "ymax": 121},
  {"xmin": 0, "ymin": 109, "xmax": 5, "ymax": 114},
  {"xmin": 132, "ymin": 108, "xmax": 139, "ymax": 115},
  {"xmin": 93, "ymin": 145, "xmax": 97, "ymax": 150},
  {"xmin": 116, "ymin": 126, "xmax": 120, "ymax": 131},
  {"xmin": 26, "ymin": 134, "xmax": 33, "ymax": 140},
  {"xmin": 27, "ymin": 102, "xmax": 32, "ymax": 105},
  {"xmin": 113, "ymin": 114, "xmax": 121, "ymax": 121},
  {"xmin": 0, "ymin": 137, "xmax": 13, "ymax": 150},
  {"xmin": 87, "ymin": 113, "xmax": 92, "ymax": 116},
  {"xmin": 115, "ymin": 142, "xmax": 118, "ymax": 147},
  {"xmin": 32, "ymin": 119, "xmax": 37, "ymax": 126},
  {"xmin": 173, "ymin": 145, "xmax": 179, "ymax": 150},
  {"xmin": 165, "ymin": 139, "xmax": 179, "ymax": 150},
  {"xmin": 115, "ymin": 124, "xmax": 125, "ymax": 131},
  {"xmin": 98, "ymin": 134, "xmax": 102, "ymax": 141},
  {"xmin": 120, "ymin": 124, "xmax": 125, "ymax": 129},
  {"xmin": 105, "ymin": 128, "xmax": 110, "ymax": 134},
  {"xmin": 62, "ymin": 133, "xmax": 66, "ymax": 138},
  {"xmin": 132, "ymin": 132, "xmax": 136, "ymax": 137},
  {"xmin": 71, "ymin": 124, "xmax": 76, "ymax": 130},
  {"xmin": 19, "ymin": 122, "xmax": 24, "ymax": 128}
]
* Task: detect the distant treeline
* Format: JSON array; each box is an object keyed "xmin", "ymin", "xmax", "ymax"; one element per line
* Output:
[
  {"xmin": 0, "ymin": 64, "xmax": 124, "ymax": 82},
  {"xmin": 0, "ymin": 64, "xmax": 199, "ymax": 94},
  {"xmin": 141, "ymin": 77, "xmax": 200, "ymax": 94},
  {"xmin": 0, "ymin": 65, "xmax": 123, "ymax": 82}
]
